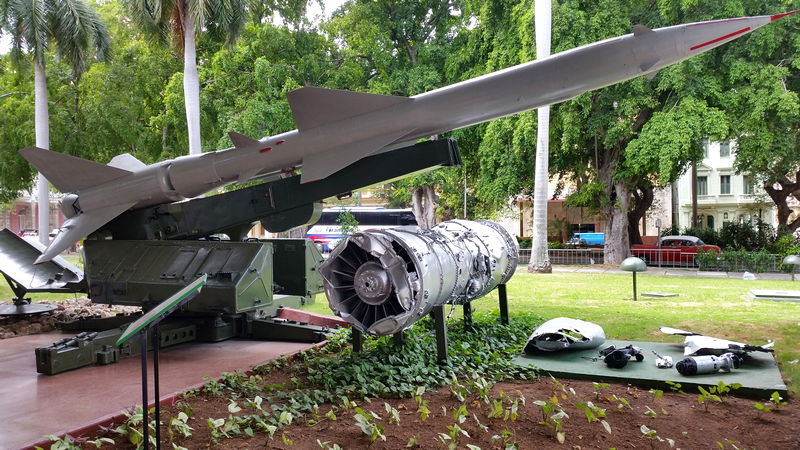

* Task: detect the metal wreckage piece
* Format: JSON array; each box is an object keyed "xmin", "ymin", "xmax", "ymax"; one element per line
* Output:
[
  {"xmin": 659, "ymin": 326, "xmax": 775, "ymax": 356},
  {"xmin": 676, "ymin": 353, "xmax": 742, "ymax": 375},
  {"xmin": 319, "ymin": 220, "xmax": 518, "ymax": 336},
  {"xmin": 524, "ymin": 317, "xmax": 606, "ymax": 352}
]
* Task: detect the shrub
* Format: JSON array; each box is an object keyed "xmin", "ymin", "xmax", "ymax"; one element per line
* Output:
[
  {"xmin": 718, "ymin": 220, "xmax": 775, "ymax": 250},
  {"xmin": 697, "ymin": 248, "xmax": 777, "ymax": 273},
  {"xmin": 773, "ymin": 234, "xmax": 800, "ymax": 273},
  {"xmin": 517, "ymin": 237, "xmax": 532, "ymax": 248},
  {"xmin": 682, "ymin": 226, "xmax": 721, "ymax": 247},
  {"xmin": 772, "ymin": 233, "xmax": 800, "ymax": 257}
]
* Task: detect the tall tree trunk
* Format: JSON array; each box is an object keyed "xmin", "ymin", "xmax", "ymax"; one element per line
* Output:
[
  {"xmin": 597, "ymin": 152, "xmax": 630, "ymax": 265},
  {"xmin": 627, "ymin": 184, "xmax": 654, "ymax": 245},
  {"xmin": 765, "ymin": 172, "xmax": 800, "ymax": 233},
  {"xmin": 183, "ymin": 10, "xmax": 202, "ymax": 155},
  {"xmin": 604, "ymin": 182, "xmax": 631, "ymax": 265},
  {"xmin": 410, "ymin": 185, "xmax": 438, "ymax": 230},
  {"xmin": 528, "ymin": 0, "xmax": 552, "ymax": 273},
  {"xmin": 34, "ymin": 59, "xmax": 49, "ymax": 245},
  {"xmin": 691, "ymin": 162, "xmax": 698, "ymax": 228}
]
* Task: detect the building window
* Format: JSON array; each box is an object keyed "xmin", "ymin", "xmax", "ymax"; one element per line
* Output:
[
  {"xmin": 707, "ymin": 215, "xmax": 715, "ymax": 230},
  {"xmin": 719, "ymin": 141, "xmax": 730, "ymax": 157},
  {"xmin": 697, "ymin": 176, "xmax": 708, "ymax": 196},
  {"xmin": 720, "ymin": 175, "xmax": 731, "ymax": 194},
  {"xmin": 723, "ymin": 212, "xmax": 729, "ymax": 220},
  {"xmin": 703, "ymin": 139, "xmax": 709, "ymax": 158},
  {"xmin": 743, "ymin": 174, "xmax": 755, "ymax": 195}
]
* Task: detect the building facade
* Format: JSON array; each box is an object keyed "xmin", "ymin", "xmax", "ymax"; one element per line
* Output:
[
  {"xmin": 674, "ymin": 140, "xmax": 777, "ymax": 230},
  {"xmin": 0, "ymin": 192, "xmax": 65, "ymax": 235}
]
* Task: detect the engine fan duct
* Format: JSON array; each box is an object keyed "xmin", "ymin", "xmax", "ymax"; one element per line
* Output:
[{"xmin": 319, "ymin": 220, "xmax": 518, "ymax": 336}]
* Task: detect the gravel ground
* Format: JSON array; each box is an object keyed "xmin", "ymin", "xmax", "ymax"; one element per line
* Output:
[{"xmin": 0, "ymin": 298, "xmax": 140, "ymax": 339}]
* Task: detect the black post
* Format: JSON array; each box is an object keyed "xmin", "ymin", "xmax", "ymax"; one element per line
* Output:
[
  {"xmin": 433, "ymin": 305, "xmax": 448, "ymax": 364},
  {"xmin": 632, "ymin": 271, "xmax": 638, "ymax": 301},
  {"xmin": 498, "ymin": 284, "xmax": 509, "ymax": 325},
  {"xmin": 393, "ymin": 330, "xmax": 405, "ymax": 347},
  {"xmin": 153, "ymin": 326, "xmax": 161, "ymax": 449},
  {"xmin": 462, "ymin": 302, "xmax": 473, "ymax": 327},
  {"xmin": 352, "ymin": 329, "xmax": 363, "ymax": 353},
  {"xmin": 140, "ymin": 331, "xmax": 149, "ymax": 450}
]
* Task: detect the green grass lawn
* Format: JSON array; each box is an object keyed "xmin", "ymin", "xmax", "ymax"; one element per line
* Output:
[{"xmin": 303, "ymin": 269, "xmax": 800, "ymax": 393}]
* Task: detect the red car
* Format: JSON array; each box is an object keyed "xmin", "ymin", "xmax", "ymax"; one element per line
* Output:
[{"xmin": 631, "ymin": 235, "xmax": 721, "ymax": 266}]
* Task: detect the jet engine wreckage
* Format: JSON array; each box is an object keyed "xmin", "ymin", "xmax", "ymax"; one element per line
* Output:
[{"xmin": 319, "ymin": 220, "xmax": 518, "ymax": 336}]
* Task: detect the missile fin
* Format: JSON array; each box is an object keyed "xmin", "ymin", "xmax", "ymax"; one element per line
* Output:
[
  {"xmin": 19, "ymin": 147, "xmax": 131, "ymax": 193},
  {"xmin": 287, "ymin": 87, "xmax": 410, "ymax": 131},
  {"xmin": 229, "ymin": 131, "xmax": 261, "ymax": 149},
  {"xmin": 237, "ymin": 168, "xmax": 262, "ymax": 185},
  {"xmin": 644, "ymin": 70, "xmax": 659, "ymax": 80},
  {"xmin": 108, "ymin": 153, "xmax": 147, "ymax": 171},
  {"xmin": 632, "ymin": 24, "xmax": 654, "ymax": 36},
  {"xmin": 300, "ymin": 128, "xmax": 415, "ymax": 183},
  {"xmin": 34, "ymin": 201, "xmax": 137, "ymax": 264}
]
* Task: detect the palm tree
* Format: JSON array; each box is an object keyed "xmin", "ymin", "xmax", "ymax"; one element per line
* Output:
[
  {"xmin": 126, "ymin": 0, "xmax": 246, "ymax": 156},
  {"xmin": 0, "ymin": 0, "xmax": 110, "ymax": 244},
  {"xmin": 528, "ymin": 0, "xmax": 552, "ymax": 273}
]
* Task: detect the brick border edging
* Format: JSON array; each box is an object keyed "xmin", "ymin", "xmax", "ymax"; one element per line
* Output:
[{"xmin": 22, "ymin": 341, "xmax": 329, "ymax": 450}]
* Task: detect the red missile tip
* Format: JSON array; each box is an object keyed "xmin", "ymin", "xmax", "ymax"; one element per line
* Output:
[
  {"xmin": 276, "ymin": 140, "xmax": 286, "ymax": 145},
  {"xmin": 772, "ymin": 11, "xmax": 799, "ymax": 21},
  {"xmin": 260, "ymin": 147, "xmax": 273, "ymax": 153}
]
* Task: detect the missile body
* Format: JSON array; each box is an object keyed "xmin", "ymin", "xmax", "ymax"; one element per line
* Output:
[{"xmin": 21, "ymin": 12, "xmax": 796, "ymax": 263}]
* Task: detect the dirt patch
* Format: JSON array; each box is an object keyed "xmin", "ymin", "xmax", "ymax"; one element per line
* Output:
[
  {"xmin": 0, "ymin": 298, "xmax": 139, "ymax": 339},
  {"xmin": 83, "ymin": 376, "xmax": 798, "ymax": 449}
]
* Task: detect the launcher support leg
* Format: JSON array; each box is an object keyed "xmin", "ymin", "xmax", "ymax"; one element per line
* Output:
[
  {"xmin": 393, "ymin": 331, "xmax": 405, "ymax": 347},
  {"xmin": 498, "ymin": 284, "xmax": 509, "ymax": 325},
  {"xmin": 352, "ymin": 329, "xmax": 363, "ymax": 353},
  {"xmin": 463, "ymin": 302, "xmax": 473, "ymax": 327},
  {"xmin": 433, "ymin": 305, "xmax": 448, "ymax": 364}
]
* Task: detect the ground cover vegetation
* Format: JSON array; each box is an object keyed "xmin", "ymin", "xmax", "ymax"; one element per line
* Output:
[
  {"xmin": 45, "ymin": 311, "xmax": 800, "ymax": 448},
  {"xmin": 1, "ymin": 0, "xmax": 799, "ymax": 260}
]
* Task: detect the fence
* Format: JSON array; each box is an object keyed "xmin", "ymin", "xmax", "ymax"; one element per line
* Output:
[
  {"xmin": 518, "ymin": 248, "xmax": 788, "ymax": 273},
  {"xmin": 518, "ymin": 248, "xmax": 605, "ymax": 266}
]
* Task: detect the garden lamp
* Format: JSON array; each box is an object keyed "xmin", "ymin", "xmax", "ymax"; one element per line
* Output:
[
  {"xmin": 783, "ymin": 255, "xmax": 800, "ymax": 281},
  {"xmin": 621, "ymin": 257, "xmax": 647, "ymax": 300}
]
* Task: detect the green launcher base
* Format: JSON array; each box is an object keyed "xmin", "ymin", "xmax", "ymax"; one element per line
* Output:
[{"xmin": 512, "ymin": 339, "xmax": 788, "ymax": 399}]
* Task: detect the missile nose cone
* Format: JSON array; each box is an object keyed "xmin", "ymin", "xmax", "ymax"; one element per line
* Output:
[{"xmin": 771, "ymin": 10, "xmax": 799, "ymax": 21}]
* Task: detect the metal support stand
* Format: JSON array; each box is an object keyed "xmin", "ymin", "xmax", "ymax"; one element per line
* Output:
[
  {"xmin": 138, "ymin": 326, "xmax": 162, "ymax": 450},
  {"xmin": 433, "ymin": 305, "xmax": 448, "ymax": 364},
  {"xmin": 0, "ymin": 273, "xmax": 57, "ymax": 316},
  {"xmin": 139, "ymin": 330, "xmax": 150, "ymax": 450},
  {"xmin": 462, "ymin": 302, "xmax": 473, "ymax": 327},
  {"xmin": 352, "ymin": 329, "xmax": 363, "ymax": 353},
  {"xmin": 498, "ymin": 284, "xmax": 509, "ymax": 325},
  {"xmin": 153, "ymin": 326, "xmax": 161, "ymax": 448},
  {"xmin": 632, "ymin": 272, "xmax": 638, "ymax": 301},
  {"xmin": 117, "ymin": 275, "xmax": 207, "ymax": 450},
  {"xmin": 393, "ymin": 331, "xmax": 405, "ymax": 347}
]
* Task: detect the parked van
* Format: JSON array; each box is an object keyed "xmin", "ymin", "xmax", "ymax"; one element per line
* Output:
[{"xmin": 568, "ymin": 232, "xmax": 605, "ymax": 245}]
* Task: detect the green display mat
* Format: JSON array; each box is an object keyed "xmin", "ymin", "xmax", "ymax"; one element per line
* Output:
[{"xmin": 512, "ymin": 340, "xmax": 788, "ymax": 399}]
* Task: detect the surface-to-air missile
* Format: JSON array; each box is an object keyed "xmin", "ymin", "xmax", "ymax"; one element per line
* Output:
[{"xmin": 20, "ymin": 11, "xmax": 797, "ymax": 265}]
